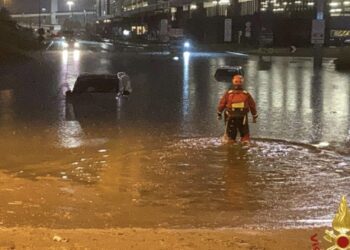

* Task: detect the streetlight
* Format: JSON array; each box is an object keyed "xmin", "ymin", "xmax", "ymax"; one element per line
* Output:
[
  {"xmin": 67, "ymin": 1, "xmax": 74, "ymax": 12},
  {"xmin": 67, "ymin": 0, "xmax": 74, "ymax": 18},
  {"xmin": 212, "ymin": 0, "xmax": 219, "ymax": 16},
  {"xmin": 38, "ymin": 0, "xmax": 41, "ymax": 28},
  {"xmin": 2, "ymin": 0, "xmax": 11, "ymax": 8}
]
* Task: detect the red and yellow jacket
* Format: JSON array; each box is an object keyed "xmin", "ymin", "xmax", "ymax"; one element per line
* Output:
[{"xmin": 217, "ymin": 88, "xmax": 258, "ymax": 118}]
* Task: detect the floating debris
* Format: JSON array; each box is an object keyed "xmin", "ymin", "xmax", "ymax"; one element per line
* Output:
[
  {"xmin": 7, "ymin": 201, "xmax": 22, "ymax": 206},
  {"xmin": 53, "ymin": 235, "xmax": 69, "ymax": 243}
]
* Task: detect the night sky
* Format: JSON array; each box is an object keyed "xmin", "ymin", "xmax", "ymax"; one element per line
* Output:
[{"xmin": 6, "ymin": 0, "xmax": 96, "ymax": 13}]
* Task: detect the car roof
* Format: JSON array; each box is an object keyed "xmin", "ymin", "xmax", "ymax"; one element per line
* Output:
[
  {"xmin": 70, "ymin": 74, "xmax": 121, "ymax": 93},
  {"xmin": 214, "ymin": 66, "xmax": 244, "ymax": 83},
  {"xmin": 217, "ymin": 66, "xmax": 243, "ymax": 70},
  {"xmin": 77, "ymin": 73, "xmax": 118, "ymax": 80}
]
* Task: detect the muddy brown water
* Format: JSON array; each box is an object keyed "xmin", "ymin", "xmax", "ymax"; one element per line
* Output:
[{"xmin": 0, "ymin": 50, "xmax": 349, "ymax": 229}]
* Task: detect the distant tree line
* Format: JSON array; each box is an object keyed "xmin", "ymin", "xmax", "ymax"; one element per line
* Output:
[{"xmin": 0, "ymin": 7, "xmax": 41, "ymax": 61}]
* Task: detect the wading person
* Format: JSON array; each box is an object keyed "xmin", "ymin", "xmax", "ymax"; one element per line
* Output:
[{"xmin": 217, "ymin": 75, "xmax": 258, "ymax": 143}]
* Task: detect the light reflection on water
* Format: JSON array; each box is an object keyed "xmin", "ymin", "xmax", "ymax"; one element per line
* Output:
[
  {"xmin": 57, "ymin": 120, "xmax": 84, "ymax": 148},
  {"xmin": 182, "ymin": 51, "xmax": 190, "ymax": 118},
  {"xmin": 0, "ymin": 51, "xmax": 349, "ymax": 228},
  {"xmin": 0, "ymin": 89, "xmax": 14, "ymax": 124}
]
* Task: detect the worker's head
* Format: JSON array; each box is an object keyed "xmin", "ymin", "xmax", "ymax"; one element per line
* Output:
[{"xmin": 232, "ymin": 74, "xmax": 244, "ymax": 87}]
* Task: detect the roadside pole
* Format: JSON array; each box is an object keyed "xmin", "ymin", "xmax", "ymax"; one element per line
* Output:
[
  {"xmin": 312, "ymin": 0, "xmax": 325, "ymax": 68},
  {"xmin": 290, "ymin": 45, "xmax": 296, "ymax": 63},
  {"xmin": 38, "ymin": 0, "xmax": 41, "ymax": 28}
]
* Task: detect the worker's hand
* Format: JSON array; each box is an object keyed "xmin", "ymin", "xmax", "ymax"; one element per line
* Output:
[
  {"xmin": 252, "ymin": 114, "xmax": 258, "ymax": 123},
  {"xmin": 217, "ymin": 112, "xmax": 222, "ymax": 120}
]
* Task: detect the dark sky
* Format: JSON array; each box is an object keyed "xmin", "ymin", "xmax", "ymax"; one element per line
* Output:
[{"xmin": 7, "ymin": 0, "xmax": 96, "ymax": 13}]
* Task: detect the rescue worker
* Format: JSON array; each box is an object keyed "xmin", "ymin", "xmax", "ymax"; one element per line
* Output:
[{"xmin": 217, "ymin": 75, "xmax": 258, "ymax": 143}]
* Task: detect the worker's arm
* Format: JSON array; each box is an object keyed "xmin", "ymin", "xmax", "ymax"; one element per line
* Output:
[
  {"xmin": 247, "ymin": 93, "xmax": 258, "ymax": 122},
  {"xmin": 217, "ymin": 92, "xmax": 228, "ymax": 113},
  {"xmin": 217, "ymin": 92, "xmax": 228, "ymax": 120}
]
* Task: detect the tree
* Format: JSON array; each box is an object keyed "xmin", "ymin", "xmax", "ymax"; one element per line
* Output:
[{"xmin": 0, "ymin": 7, "xmax": 11, "ymax": 22}]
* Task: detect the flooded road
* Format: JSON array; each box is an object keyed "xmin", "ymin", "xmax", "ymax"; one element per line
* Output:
[{"xmin": 0, "ymin": 49, "xmax": 349, "ymax": 229}]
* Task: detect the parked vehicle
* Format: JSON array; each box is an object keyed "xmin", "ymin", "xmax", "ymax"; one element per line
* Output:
[{"xmin": 214, "ymin": 66, "xmax": 244, "ymax": 83}]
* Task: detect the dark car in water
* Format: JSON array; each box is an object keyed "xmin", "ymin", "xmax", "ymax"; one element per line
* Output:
[
  {"xmin": 214, "ymin": 66, "xmax": 244, "ymax": 83},
  {"xmin": 66, "ymin": 73, "xmax": 132, "ymax": 96},
  {"xmin": 66, "ymin": 74, "xmax": 119, "ymax": 96},
  {"xmin": 65, "ymin": 73, "xmax": 132, "ymax": 121}
]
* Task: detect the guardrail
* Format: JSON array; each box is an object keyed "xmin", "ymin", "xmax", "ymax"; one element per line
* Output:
[{"xmin": 11, "ymin": 11, "xmax": 96, "ymax": 18}]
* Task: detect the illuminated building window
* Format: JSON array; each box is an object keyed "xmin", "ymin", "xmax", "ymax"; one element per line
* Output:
[
  {"xmin": 131, "ymin": 25, "xmax": 148, "ymax": 35},
  {"xmin": 329, "ymin": 2, "xmax": 340, "ymax": 7},
  {"xmin": 240, "ymin": 0, "xmax": 259, "ymax": 15},
  {"xmin": 205, "ymin": 3, "xmax": 229, "ymax": 16}
]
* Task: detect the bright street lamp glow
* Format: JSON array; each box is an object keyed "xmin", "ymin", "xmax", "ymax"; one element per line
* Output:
[
  {"xmin": 67, "ymin": 1, "xmax": 74, "ymax": 11},
  {"xmin": 123, "ymin": 30, "xmax": 130, "ymax": 36},
  {"xmin": 219, "ymin": 0, "xmax": 230, "ymax": 5},
  {"xmin": 329, "ymin": 8, "xmax": 341, "ymax": 12},
  {"xmin": 330, "ymin": 8, "xmax": 342, "ymax": 11},
  {"xmin": 329, "ymin": 2, "xmax": 339, "ymax": 6}
]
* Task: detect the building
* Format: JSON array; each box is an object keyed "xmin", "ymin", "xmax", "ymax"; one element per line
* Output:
[
  {"xmin": 95, "ymin": 0, "xmax": 350, "ymax": 45},
  {"xmin": 96, "ymin": 0, "xmax": 114, "ymax": 16}
]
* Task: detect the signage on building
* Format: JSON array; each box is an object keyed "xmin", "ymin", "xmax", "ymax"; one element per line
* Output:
[
  {"xmin": 311, "ymin": 19, "xmax": 325, "ymax": 44},
  {"xmin": 330, "ymin": 30, "xmax": 350, "ymax": 37},
  {"xmin": 224, "ymin": 19, "xmax": 232, "ymax": 42}
]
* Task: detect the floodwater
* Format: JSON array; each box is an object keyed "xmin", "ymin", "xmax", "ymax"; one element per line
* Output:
[{"xmin": 0, "ymin": 47, "xmax": 349, "ymax": 229}]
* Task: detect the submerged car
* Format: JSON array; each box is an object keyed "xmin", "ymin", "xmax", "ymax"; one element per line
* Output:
[
  {"xmin": 66, "ymin": 73, "xmax": 131, "ymax": 97},
  {"xmin": 65, "ymin": 73, "xmax": 132, "ymax": 121},
  {"xmin": 214, "ymin": 66, "xmax": 244, "ymax": 83}
]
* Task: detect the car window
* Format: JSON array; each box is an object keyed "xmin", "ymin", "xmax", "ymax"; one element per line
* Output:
[{"xmin": 73, "ymin": 78, "xmax": 118, "ymax": 93}]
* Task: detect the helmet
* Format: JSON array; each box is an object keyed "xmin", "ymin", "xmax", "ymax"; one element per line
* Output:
[{"xmin": 232, "ymin": 75, "xmax": 244, "ymax": 86}]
